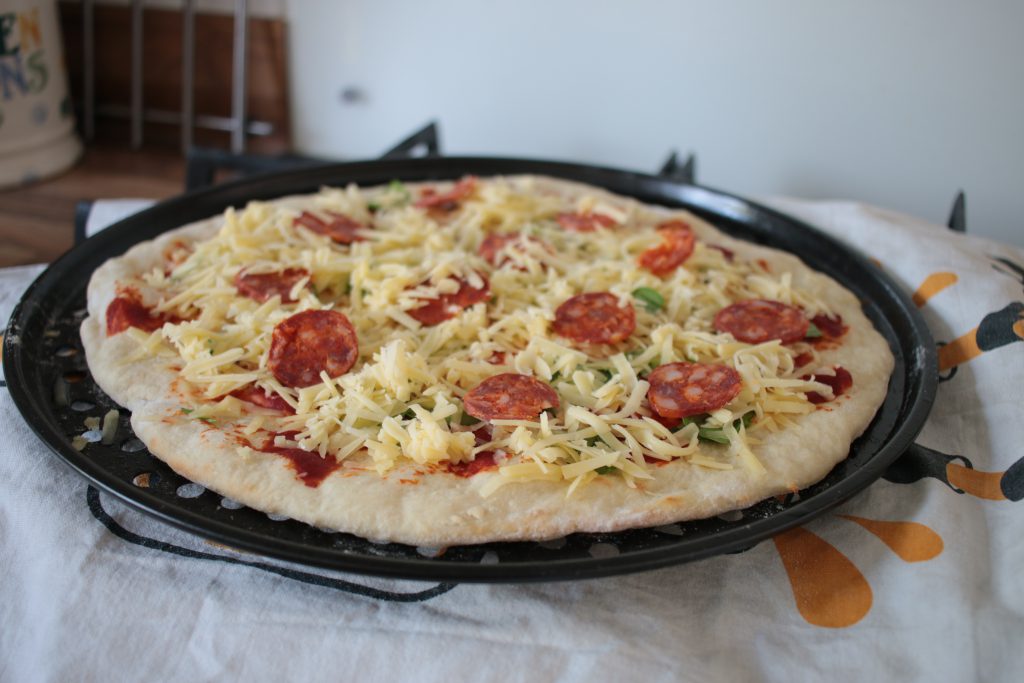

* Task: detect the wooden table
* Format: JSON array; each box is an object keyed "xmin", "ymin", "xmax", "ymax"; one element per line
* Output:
[{"xmin": 0, "ymin": 146, "xmax": 184, "ymax": 267}]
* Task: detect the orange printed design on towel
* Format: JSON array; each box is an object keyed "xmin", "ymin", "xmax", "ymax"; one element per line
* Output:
[
  {"xmin": 885, "ymin": 263, "xmax": 1024, "ymax": 503},
  {"xmin": 838, "ymin": 516, "xmax": 943, "ymax": 562},
  {"xmin": 912, "ymin": 272, "xmax": 958, "ymax": 307},
  {"xmin": 945, "ymin": 462, "xmax": 1007, "ymax": 501},
  {"xmin": 774, "ymin": 527, "xmax": 873, "ymax": 628},
  {"xmin": 774, "ymin": 515, "xmax": 943, "ymax": 628}
]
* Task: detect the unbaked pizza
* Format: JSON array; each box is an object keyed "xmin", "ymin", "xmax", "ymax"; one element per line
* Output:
[{"xmin": 80, "ymin": 175, "xmax": 894, "ymax": 545}]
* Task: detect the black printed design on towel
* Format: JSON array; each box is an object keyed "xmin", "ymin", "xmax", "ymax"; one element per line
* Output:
[{"xmin": 87, "ymin": 486, "xmax": 457, "ymax": 602}]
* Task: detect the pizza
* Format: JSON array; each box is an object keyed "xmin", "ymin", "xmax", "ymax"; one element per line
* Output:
[{"xmin": 79, "ymin": 175, "xmax": 895, "ymax": 546}]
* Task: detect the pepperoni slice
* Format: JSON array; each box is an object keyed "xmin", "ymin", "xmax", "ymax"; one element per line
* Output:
[
  {"xmin": 105, "ymin": 295, "xmax": 182, "ymax": 336},
  {"xmin": 234, "ymin": 267, "xmax": 310, "ymax": 303},
  {"xmin": 415, "ymin": 176, "xmax": 478, "ymax": 213},
  {"xmin": 647, "ymin": 362, "xmax": 742, "ymax": 419},
  {"xmin": 478, "ymin": 232, "xmax": 550, "ymax": 268},
  {"xmin": 294, "ymin": 211, "xmax": 365, "ymax": 244},
  {"xmin": 267, "ymin": 310, "xmax": 359, "ymax": 388},
  {"xmin": 803, "ymin": 366, "xmax": 853, "ymax": 404},
  {"xmin": 407, "ymin": 275, "xmax": 490, "ymax": 326},
  {"xmin": 552, "ymin": 292, "xmax": 636, "ymax": 345},
  {"xmin": 556, "ymin": 212, "xmax": 616, "ymax": 233},
  {"xmin": 714, "ymin": 299, "xmax": 809, "ymax": 344},
  {"xmin": 463, "ymin": 373, "xmax": 560, "ymax": 421},
  {"xmin": 230, "ymin": 384, "xmax": 295, "ymax": 414},
  {"xmin": 638, "ymin": 220, "xmax": 696, "ymax": 276}
]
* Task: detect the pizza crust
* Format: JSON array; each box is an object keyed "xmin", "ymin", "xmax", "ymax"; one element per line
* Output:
[{"xmin": 81, "ymin": 176, "xmax": 894, "ymax": 546}]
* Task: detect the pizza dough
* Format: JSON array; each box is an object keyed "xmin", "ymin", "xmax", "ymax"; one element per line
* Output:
[{"xmin": 80, "ymin": 175, "xmax": 895, "ymax": 546}]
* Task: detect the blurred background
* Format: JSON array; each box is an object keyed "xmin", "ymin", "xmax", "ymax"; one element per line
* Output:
[{"xmin": 0, "ymin": 0, "xmax": 1021, "ymax": 265}]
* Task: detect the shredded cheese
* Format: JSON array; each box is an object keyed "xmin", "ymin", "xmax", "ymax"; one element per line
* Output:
[{"xmin": 120, "ymin": 176, "xmax": 837, "ymax": 494}]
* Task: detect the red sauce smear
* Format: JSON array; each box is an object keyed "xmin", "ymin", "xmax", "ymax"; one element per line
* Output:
[
  {"xmin": 793, "ymin": 351, "xmax": 815, "ymax": 369},
  {"xmin": 487, "ymin": 350, "xmax": 509, "ymax": 365},
  {"xmin": 708, "ymin": 244, "xmax": 735, "ymax": 262},
  {"xmin": 162, "ymin": 240, "xmax": 192, "ymax": 274},
  {"xmin": 803, "ymin": 366, "xmax": 853, "ymax": 404},
  {"xmin": 106, "ymin": 289, "xmax": 184, "ymax": 336},
  {"xmin": 811, "ymin": 313, "xmax": 848, "ymax": 340},
  {"xmin": 556, "ymin": 212, "xmax": 616, "ymax": 233},
  {"xmin": 255, "ymin": 432, "xmax": 341, "ymax": 487},
  {"xmin": 446, "ymin": 451, "xmax": 498, "ymax": 478},
  {"xmin": 229, "ymin": 385, "xmax": 295, "ymax": 414}
]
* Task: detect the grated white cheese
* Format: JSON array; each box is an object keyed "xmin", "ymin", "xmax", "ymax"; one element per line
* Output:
[{"xmin": 116, "ymin": 176, "xmax": 837, "ymax": 494}]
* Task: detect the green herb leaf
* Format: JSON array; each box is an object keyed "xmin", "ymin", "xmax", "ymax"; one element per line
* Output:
[
  {"xmin": 674, "ymin": 414, "xmax": 705, "ymax": 431},
  {"xmin": 595, "ymin": 465, "xmax": 617, "ymax": 475},
  {"xmin": 585, "ymin": 436, "xmax": 602, "ymax": 447},
  {"xmin": 632, "ymin": 287, "xmax": 665, "ymax": 313},
  {"xmin": 401, "ymin": 408, "xmax": 416, "ymax": 420},
  {"xmin": 197, "ymin": 417, "xmax": 217, "ymax": 425},
  {"xmin": 389, "ymin": 179, "xmax": 411, "ymax": 202},
  {"xmin": 550, "ymin": 371, "xmax": 562, "ymax": 382},
  {"xmin": 805, "ymin": 322, "xmax": 823, "ymax": 339},
  {"xmin": 695, "ymin": 411, "xmax": 755, "ymax": 444},
  {"xmin": 367, "ymin": 201, "xmax": 380, "ymax": 212},
  {"xmin": 596, "ymin": 368, "xmax": 613, "ymax": 383},
  {"xmin": 180, "ymin": 407, "xmax": 194, "ymax": 415},
  {"xmin": 697, "ymin": 426, "xmax": 730, "ymax": 444},
  {"xmin": 459, "ymin": 412, "xmax": 479, "ymax": 426}
]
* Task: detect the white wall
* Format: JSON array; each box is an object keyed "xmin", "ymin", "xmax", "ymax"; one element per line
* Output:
[{"xmin": 285, "ymin": 0, "xmax": 1024, "ymax": 247}]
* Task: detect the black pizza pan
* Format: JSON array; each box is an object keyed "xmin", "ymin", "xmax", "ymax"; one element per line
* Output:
[{"xmin": 3, "ymin": 157, "xmax": 937, "ymax": 582}]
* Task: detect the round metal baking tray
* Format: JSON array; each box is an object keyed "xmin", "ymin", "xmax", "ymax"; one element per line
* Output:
[{"xmin": 3, "ymin": 157, "xmax": 937, "ymax": 581}]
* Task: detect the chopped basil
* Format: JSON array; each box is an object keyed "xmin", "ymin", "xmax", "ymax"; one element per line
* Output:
[
  {"xmin": 366, "ymin": 201, "xmax": 380, "ymax": 212},
  {"xmin": 805, "ymin": 322, "xmax": 823, "ymax": 339},
  {"xmin": 585, "ymin": 436, "xmax": 602, "ymax": 447},
  {"xmin": 401, "ymin": 408, "xmax": 416, "ymax": 420},
  {"xmin": 459, "ymin": 412, "xmax": 479, "ymax": 426},
  {"xmin": 180, "ymin": 407, "xmax": 194, "ymax": 415},
  {"xmin": 632, "ymin": 287, "xmax": 664, "ymax": 313},
  {"xmin": 197, "ymin": 417, "xmax": 217, "ymax": 425},
  {"xmin": 595, "ymin": 466, "xmax": 617, "ymax": 475},
  {"xmin": 596, "ymin": 368, "xmax": 613, "ymax": 383}
]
